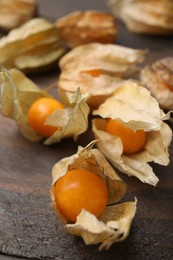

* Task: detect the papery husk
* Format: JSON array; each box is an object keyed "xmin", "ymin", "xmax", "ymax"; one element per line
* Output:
[
  {"xmin": 0, "ymin": 68, "xmax": 90, "ymax": 144},
  {"xmin": 0, "ymin": 68, "xmax": 48, "ymax": 141},
  {"xmin": 44, "ymin": 88, "xmax": 90, "ymax": 145},
  {"xmin": 51, "ymin": 141, "xmax": 137, "ymax": 249},
  {"xmin": 92, "ymin": 82, "xmax": 172, "ymax": 186},
  {"xmin": 140, "ymin": 56, "xmax": 173, "ymax": 110},
  {"xmin": 55, "ymin": 10, "xmax": 117, "ymax": 48},
  {"xmin": 67, "ymin": 200, "xmax": 137, "ymax": 251},
  {"xmin": 107, "ymin": 0, "xmax": 173, "ymax": 35},
  {"xmin": 58, "ymin": 69, "xmax": 122, "ymax": 109},
  {"xmin": 58, "ymin": 43, "xmax": 146, "ymax": 109},
  {"xmin": 0, "ymin": 0, "xmax": 37, "ymax": 32},
  {"xmin": 93, "ymin": 81, "xmax": 170, "ymax": 131},
  {"xmin": 59, "ymin": 43, "xmax": 147, "ymax": 76},
  {"xmin": 0, "ymin": 18, "xmax": 65, "ymax": 72}
]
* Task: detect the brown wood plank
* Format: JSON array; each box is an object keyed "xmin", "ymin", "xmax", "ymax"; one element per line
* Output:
[{"xmin": 0, "ymin": 0, "xmax": 173, "ymax": 259}]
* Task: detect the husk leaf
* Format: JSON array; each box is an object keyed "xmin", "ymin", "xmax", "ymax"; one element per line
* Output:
[
  {"xmin": 55, "ymin": 10, "xmax": 117, "ymax": 48},
  {"xmin": 0, "ymin": 68, "xmax": 48, "ymax": 141},
  {"xmin": 59, "ymin": 43, "xmax": 147, "ymax": 76},
  {"xmin": 92, "ymin": 82, "xmax": 172, "ymax": 186},
  {"xmin": 0, "ymin": 0, "xmax": 37, "ymax": 32},
  {"xmin": 58, "ymin": 43, "xmax": 146, "ymax": 109},
  {"xmin": 140, "ymin": 56, "xmax": 173, "ymax": 110},
  {"xmin": 107, "ymin": 0, "xmax": 173, "ymax": 35},
  {"xmin": 0, "ymin": 18, "xmax": 65, "ymax": 72},
  {"xmin": 0, "ymin": 68, "xmax": 90, "ymax": 144},
  {"xmin": 58, "ymin": 69, "xmax": 122, "ymax": 108},
  {"xmin": 44, "ymin": 88, "xmax": 90, "ymax": 145},
  {"xmin": 93, "ymin": 81, "xmax": 170, "ymax": 131},
  {"xmin": 51, "ymin": 141, "xmax": 136, "ymax": 249},
  {"xmin": 67, "ymin": 199, "xmax": 137, "ymax": 250}
]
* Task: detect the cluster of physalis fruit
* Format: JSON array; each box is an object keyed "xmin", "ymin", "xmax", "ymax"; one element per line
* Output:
[
  {"xmin": 0, "ymin": 2, "xmax": 172, "ymax": 252},
  {"xmin": 0, "ymin": 63, "xmax": 172, "ymax": 250}
]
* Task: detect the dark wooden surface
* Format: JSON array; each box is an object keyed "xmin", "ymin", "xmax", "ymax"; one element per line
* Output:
[{"xmin": 0, "ymin": 0, "xmax": 173, "ymax": 259}]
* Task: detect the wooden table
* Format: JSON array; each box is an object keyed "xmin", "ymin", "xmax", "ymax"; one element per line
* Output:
[{"xmin": 0, "ymin": 0, "xmax": 173, "ymax": 259}]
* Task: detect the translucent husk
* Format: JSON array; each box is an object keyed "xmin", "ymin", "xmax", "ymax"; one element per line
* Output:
[
  {"xmin": 58, "ymin": 69, "xmax": 123, "ymax": 109},
  {"xmin": 140, "ymin": 56, "xmax": 173, "ymax": 110},
  {"xmin": 0, "ymin": 0, "xmax": 37, "ymax": 32},
  {"xmin": 58, "ymin": 43, "xmax": 146, "ymax": 108},
  {"xmin": 107, "ymin": 0, "xmax": 173, "ymax": 35},
  {"xmin": 50, "ymin": 141, "xmax": 137, "ymax": 250},
  {"xmin": 92, "ymin": 81, "xmax": 172, "ymax": 186},
  {"xmin": 0, "ymin": 68, "xmax": 89, "ymax": 144},
  {"xmin": 55, "ymin": 10, "xmax": 117, "ymax": 48},
  {"xmin": 0, "ymin": 18, "xmax": 65, "ymax": 73},
  {"xmin": 0, "ymin": 68, "xmax": 48, "ymax": 142},
  {"xmin": 44, "ymin": 88, "xmax": 90, "ymax": 145},
  {"xmin": 59, "ymin": 43, "xmax": 147, "ymax": 76}
]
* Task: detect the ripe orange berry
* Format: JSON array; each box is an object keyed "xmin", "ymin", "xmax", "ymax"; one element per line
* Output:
[
  {"xmin": 54, "ymin": 169, "xmax": 108, "ymax": 222},
  {"xmin": 81, "ymin": 69, "xmax": 103, "ymax": 77},
  {"xmin": 105, "ymin": 119, "xmax": 147, "ymax": 154},
  {"xmin": 28, "ymin": 97, "xmax": 64, "ymax": 137}
]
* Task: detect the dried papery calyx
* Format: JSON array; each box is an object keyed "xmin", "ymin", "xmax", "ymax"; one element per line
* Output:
[
  {"xmin": 107, "ymin": 0, "xmax": 173, "ymax": 35},
  {"xmin": 92, "ymin": 81, "xmax": 172, "ymax": 186},
  {"xmin": 44, "ymin": 88, "xmax": 90, "ymax": 145},
  {"xmin": 59, "ymin": 43, "xmax": 147, "ymax": 76},
  {"xmin": 0, "ymin": 18, "xmax": 65, "ymax": 73},
  {"xmin": 0, "ymin": 0, "xmax": 37, "ymax": 32},
  {"xmin": 55, "ymin": 10, "xmax": 117, "ymax": 48},
  {"xmin": 0, "ymin": 68, "xmax": 89, "ymax": 144},
  {"xmin": 140, "ymin": 56, "xmax": 173, "ymax": 110},
  {"xmin": 58, "ymin": 43, "xmax": 146, "ymax": 108},
  {"xmin": 50, "ymin": 141, "xmax": 137, "ymax": 250},
  {"xmin": 0, "ymin": 68, "xmax": 48, "ymax": 142},
  {"xmin": 58, "ymin": 69, "xmax": 122, "ymax": 109}
]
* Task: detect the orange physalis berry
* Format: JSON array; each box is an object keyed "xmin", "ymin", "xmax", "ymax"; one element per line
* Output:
[
  {"xmin": 54, "ymin": 169, "xmax": 108, "ymax": 222},
  {"xmin": 105, "ymin": 119, "xmax": 147, "ymax": 154},
  {"xmin": 28, "ymin": 97, "xmax": 64, "ymax": 137}
]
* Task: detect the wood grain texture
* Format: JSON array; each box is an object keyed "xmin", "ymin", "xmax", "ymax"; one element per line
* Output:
[{"xmin": 0, "ymin": 0, "xmax": 173, "ymax": 259}]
